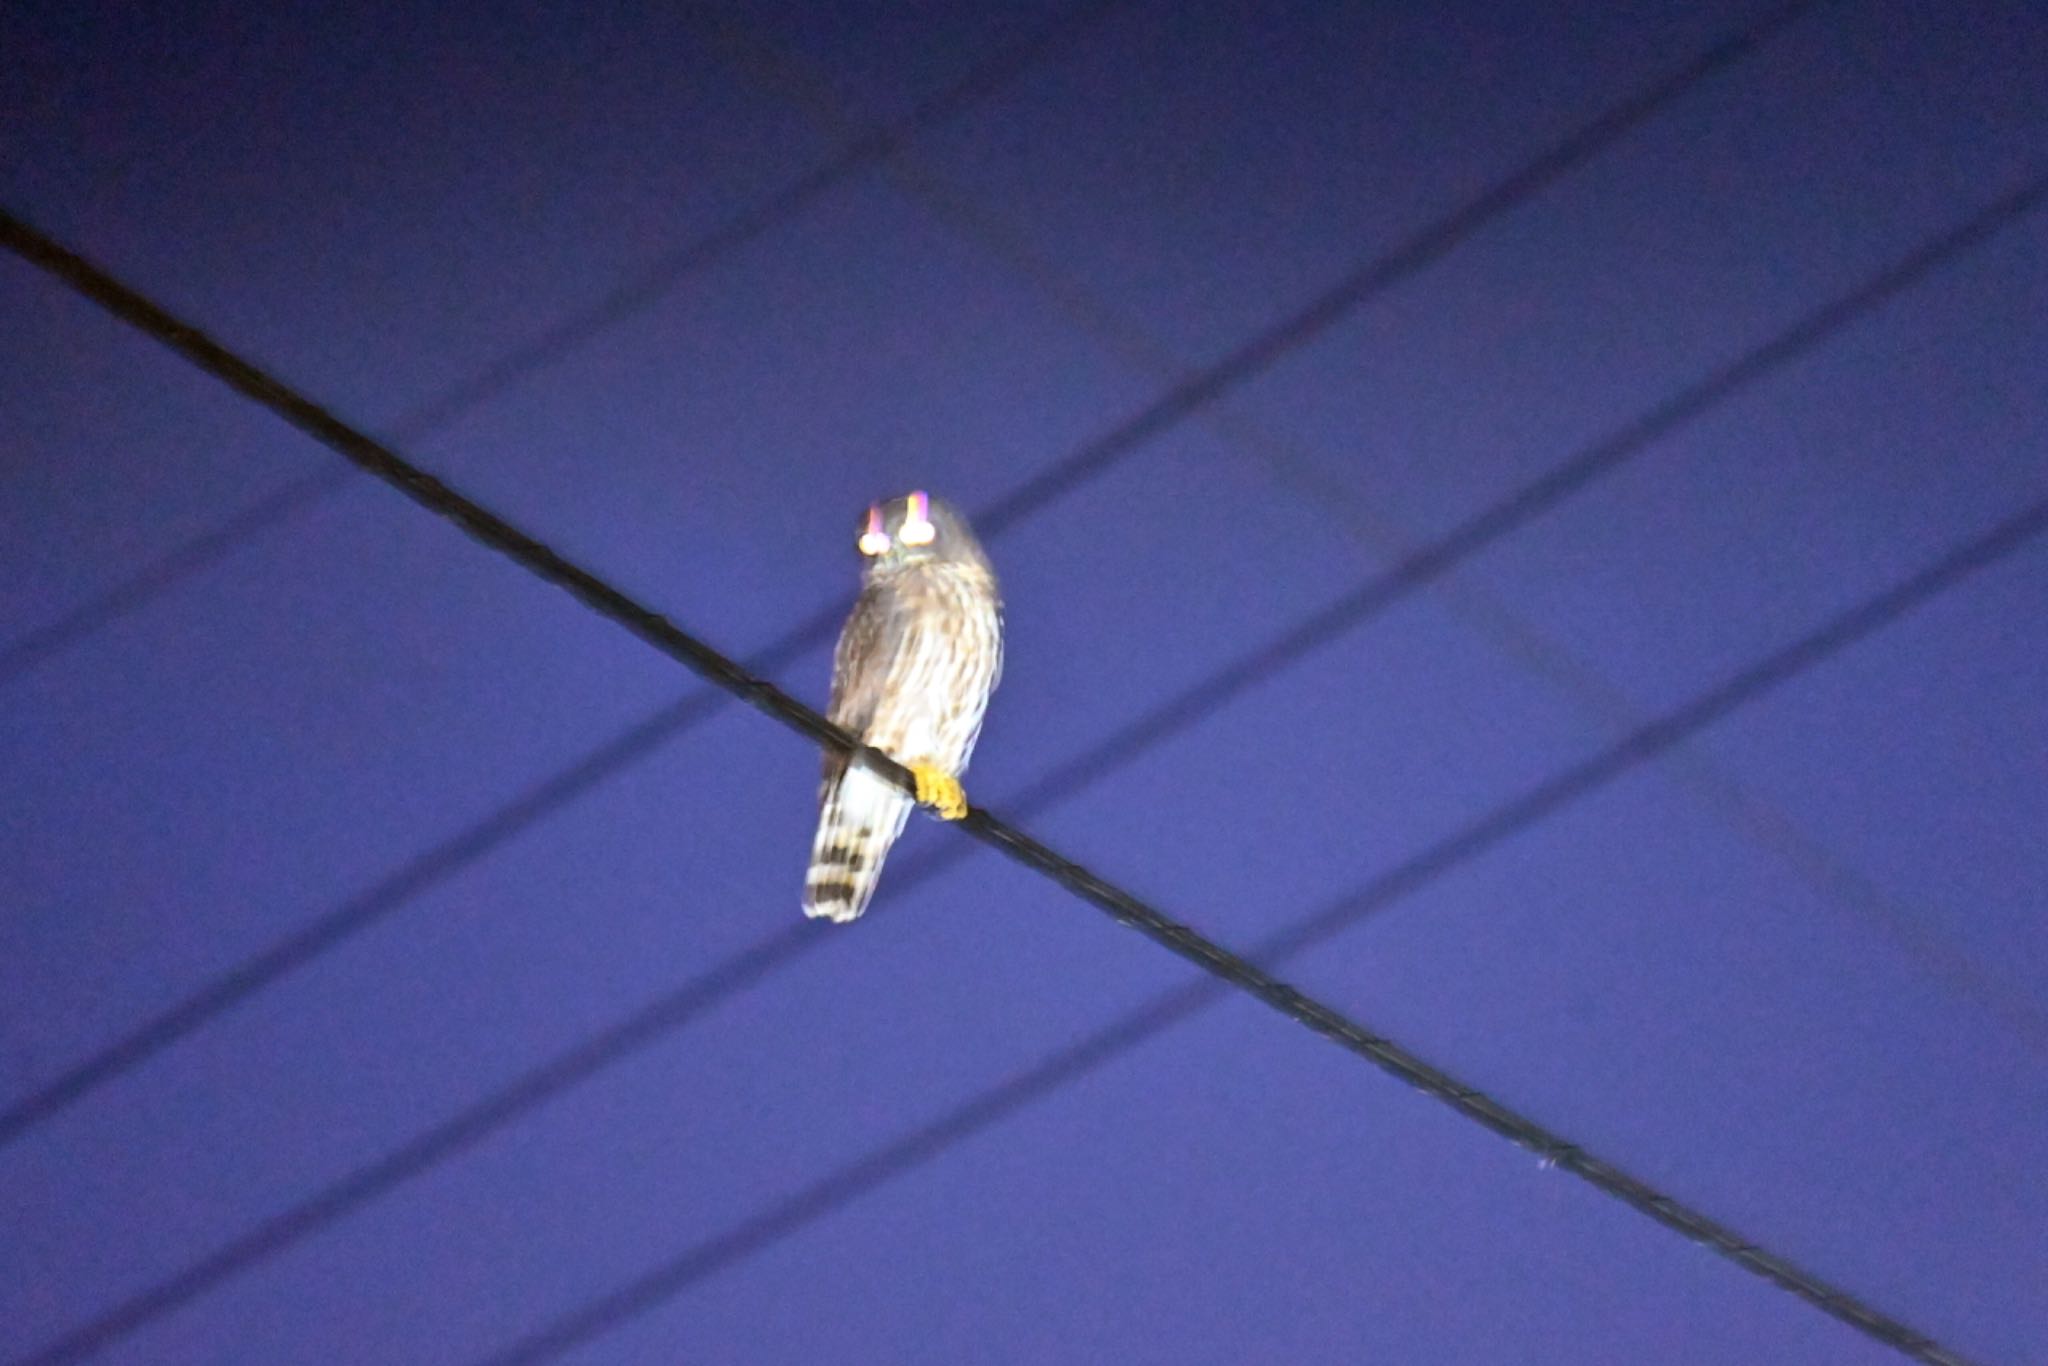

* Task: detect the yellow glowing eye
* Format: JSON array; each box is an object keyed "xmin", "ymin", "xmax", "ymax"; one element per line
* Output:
[
  {"xmin": 858, "ymin": 505, "xmax": 890, "ymax": 556},
  {"xmin": 898, "ymin": 489, "xmax": 934, "ymax": 545}
]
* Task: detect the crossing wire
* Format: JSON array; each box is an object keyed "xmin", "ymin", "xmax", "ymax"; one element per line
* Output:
[
  {"xmin": 1, "ymin": 206, "xmax": 2004, "ymax": 1366},
  {"xmin": 0, "ymin": 0, "xmax": 1811, "ymax": 1149}
]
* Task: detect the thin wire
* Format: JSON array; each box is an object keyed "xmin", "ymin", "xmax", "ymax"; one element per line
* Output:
[
  {"xmin": 1, "ymin": 213, "xmax": 2008, "ymax": 1366},
  {"xmin": 0, "ymin": 684, "xmax": 783, "ymax": 1150},
  {"xmin": 372, "ymin": 0, "xmax": 1130, "ymax": 443},
  {"xmin": 0, "ymin": 0, "xmax": 1131, "ymax": 692},
  {"xmin": 971, "ymin": 0, "xmax": 1823, "ymax": 537},
  {"xmin": 7, "ymin": 921, "xmax": 823, "ymax": 1366},
  {"xmin": 0, "ymin": 0, "xmax": 1807, "ymax": 1146},
  {"xmin": 0, "ymin": 463, "xmax": 352, "ymax": 688}
]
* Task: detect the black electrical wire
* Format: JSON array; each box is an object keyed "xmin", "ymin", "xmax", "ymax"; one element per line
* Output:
[
  {"xmin": 477, "ymin": 461, "xmax": 2048, "ymax": 1366},
  {"xmin": 0, "ymin": 0, "xmax": 1131, "ymax": 692},
  {"xmin": 0, "ymin": 0, "xmax": 1813, "ymax": 1149},
  {"xmin": 7, "ymin": 193, "xmax": 2027, "ymax": 1364}
]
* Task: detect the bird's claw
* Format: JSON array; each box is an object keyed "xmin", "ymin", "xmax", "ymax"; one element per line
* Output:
[{"xmin": 909, "ymin": 762, "xmax": 969, "ymax": 820}]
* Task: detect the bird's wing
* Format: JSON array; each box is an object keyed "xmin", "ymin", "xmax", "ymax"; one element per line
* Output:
[{"xmin": 822, "ymin": 578, "xmax": 913, "ymax": 785}]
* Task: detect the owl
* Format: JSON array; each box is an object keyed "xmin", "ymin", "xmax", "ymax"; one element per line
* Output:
[{"xmin": 804, "ymin": 490, "xmax": 1003, "ymax": 922}]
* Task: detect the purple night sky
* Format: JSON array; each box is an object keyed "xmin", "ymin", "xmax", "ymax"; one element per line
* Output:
[{"xmin": 3, "ymin": 1, "xmax": 2045, "ymax": 1362}]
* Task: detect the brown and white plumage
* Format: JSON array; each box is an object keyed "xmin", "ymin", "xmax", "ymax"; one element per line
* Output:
[{"xmin": 804, "ymin": 491, "xmax": 1002, "ymax": 922}]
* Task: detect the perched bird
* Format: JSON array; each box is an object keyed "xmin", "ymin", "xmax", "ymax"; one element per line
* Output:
[{"xmin": 804, "ymin": 490, "xmax": 1003, "ymax": 922}]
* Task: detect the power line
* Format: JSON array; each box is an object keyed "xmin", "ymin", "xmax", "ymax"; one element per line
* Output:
[
  {"xmin": 0, "ymin": 0, "xmax": 1130, "ymax": 692},
  {"xmin": 0, "ymin": 682, "xmax": 778, "ymax": 1150},
  {"xmin": 473, "ymin": 503, "xmax": 2048, "ymax": 1366},
  {"xmin": 2, "ymin": 206, "xmax": 2011, "ymax": 1366},
  {"xmin": 8, "ymin": 919, "xmax": 823, "ymax": 1366},
  {"xmin": 370, "ymin": 0, "xmax": 1129, "ymax": 444},
  {"xmin": 0, "ymin": 463, "xmax": 350, "ymax": 688},
  {"xmin": 0, "ymin": 0, "xmax": 1809, "ymax": 1146},
  {"xmin": 971, "ymin": 0, "xmax": 1823, "ymax": 537}
]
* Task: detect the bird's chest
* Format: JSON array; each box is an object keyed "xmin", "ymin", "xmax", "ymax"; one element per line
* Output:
[
  {"xmin": 886, "ymin": 572, "xmax": 994, "ymax": 678},
  {"xmin": 869, "ymin": 569, "xmax": 999, "ymax": 755}
]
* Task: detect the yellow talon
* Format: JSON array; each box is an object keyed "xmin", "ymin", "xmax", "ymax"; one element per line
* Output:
[{"xmin": 910, "ymin": 762, "xmax": 968, "ymax": 820}]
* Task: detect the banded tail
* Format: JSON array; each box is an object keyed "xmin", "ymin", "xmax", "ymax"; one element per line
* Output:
[{"xmin": 803, "ymin": 759, "xmax": 914, "ymax": 922}]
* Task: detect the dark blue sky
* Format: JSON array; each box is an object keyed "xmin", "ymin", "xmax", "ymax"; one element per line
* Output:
[{"xmin": 4, "ymin": 1, "xmax": 2045, "ymax": 1362}]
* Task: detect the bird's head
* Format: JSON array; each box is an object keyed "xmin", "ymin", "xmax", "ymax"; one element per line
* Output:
[{"xmin": 854, "ymin": 490, "xmax": 987, "ymax": 575}]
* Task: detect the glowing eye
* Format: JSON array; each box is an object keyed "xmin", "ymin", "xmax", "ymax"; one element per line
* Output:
[
  {"xmin": 858, "ymin": 506, "xmax": 890, "ymax": 556},
  {"xmin": 898, "ymin": 489, "xmax": 935, "ymax": 546}
]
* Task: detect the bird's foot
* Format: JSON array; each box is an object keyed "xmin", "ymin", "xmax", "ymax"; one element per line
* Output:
[{"xmin": 909, "ymin": 762, "xmax": 969, "ymax": 821}]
